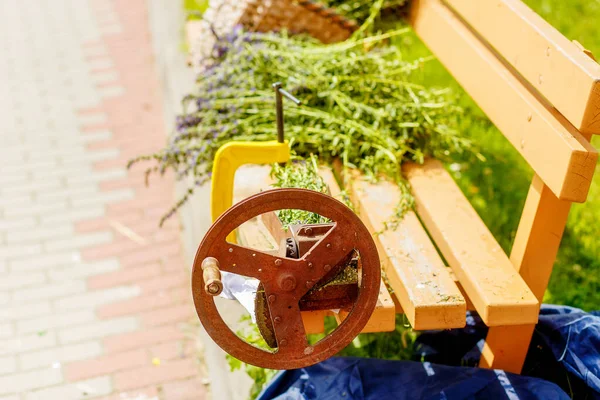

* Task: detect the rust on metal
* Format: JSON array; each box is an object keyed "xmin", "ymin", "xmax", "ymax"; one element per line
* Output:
[
  {"xmin": 256, "ymin": 227, "xmax": 360, "ymax": 348},
  {"xmin": 289, "ymin": 223, "xmax": 335, "ymax": 256},
  {"xmin": 191, "ymin": 188, "xmax": 381, "ymax": 370}
]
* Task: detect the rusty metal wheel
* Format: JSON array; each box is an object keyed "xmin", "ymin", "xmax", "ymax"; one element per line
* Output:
[{"xmin": 191, "ymin": 188, "xmax": 380, "ymax": 370}]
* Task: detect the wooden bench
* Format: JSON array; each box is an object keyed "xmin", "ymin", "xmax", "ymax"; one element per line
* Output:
[
  {"xmin": 189, "ymin": 0, "xmax": 600, "ymax": 374},
  {"xmin": 407, "ymin": 0, "xmax": 599, "ymax": 373}
]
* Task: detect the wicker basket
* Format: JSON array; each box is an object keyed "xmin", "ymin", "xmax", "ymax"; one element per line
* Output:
[{"xmin": 187, "ymin": 0, "xmax": 357, "ymax": 70}]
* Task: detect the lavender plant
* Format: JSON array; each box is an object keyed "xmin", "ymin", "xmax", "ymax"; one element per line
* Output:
[{"xmin": 130, "ymin": 7, "xmax": 473, "ymax": 226}]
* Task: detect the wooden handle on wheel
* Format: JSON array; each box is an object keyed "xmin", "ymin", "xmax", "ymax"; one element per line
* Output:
[{"xmin": 202, "ymin": 257, "xmax": 223, "ymax": 296}]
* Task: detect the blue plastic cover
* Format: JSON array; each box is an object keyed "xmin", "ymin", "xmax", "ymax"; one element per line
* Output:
[{"xmin": 258, "ymin": 305, "xmax": 600, "ymax": 400}]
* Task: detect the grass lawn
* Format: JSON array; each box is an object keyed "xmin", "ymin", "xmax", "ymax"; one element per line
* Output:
[{"xmin": 414, "ymin": 0, "xmax": 600, "ymax": 311}]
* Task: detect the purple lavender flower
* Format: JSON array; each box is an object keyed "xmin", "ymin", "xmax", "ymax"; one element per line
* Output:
[{"xmin": 176, "ymin": 114, "xmax": 202, "ymax": 132}]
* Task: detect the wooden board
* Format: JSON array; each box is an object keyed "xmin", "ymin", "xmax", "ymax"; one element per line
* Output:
[
  {"xmin": 480, "ymin": 170, "xmax": 579, "ymax": 373},
  {"xmin": 509, "ymin": 174, "xmax": 574, "ymax": 300},
  {"xmin": 409, "ymin": 0, "xmax": 597, "ymax": 203},
  {"xmin": 301, "ymin": 310, "xmax": 328, "ymax": 335},
  {"xmin": 319, "ymin": 168, "xmax": 397, "ymax": 332},
  {"xmin": 403, "ymin": 159, "xmax": 539, "ymax": 326},
  {"xmin": 336, "ymin": 282, "xmax": 396, "ymax": 333},
  {"xmin": 445, "ymin": 0, "xmax": 600, "ymax": 135},
  {"xmin": 341, "ymin": 172, "xmax": 467, "ymax": 330}
]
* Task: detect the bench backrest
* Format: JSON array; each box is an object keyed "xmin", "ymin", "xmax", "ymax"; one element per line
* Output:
[
  {"xmin": 410, "ymin": 0, "xmax": 599, "ymax": 204},
  {"xmin": 408, "ymin": 0, "xmax": 600, "ymax": 300}
]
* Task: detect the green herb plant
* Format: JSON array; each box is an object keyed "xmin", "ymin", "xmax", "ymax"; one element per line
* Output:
[
  {"xmin": 317, "ymin": 0, "xmax": 409, "ymax": 22},
  {"xmin": 270, "ymin": 154, "xmax": 354, "ymax": 229},
  {"xmin": 130, "ymin": 1, "xmax": 474, "ymax": 226}
]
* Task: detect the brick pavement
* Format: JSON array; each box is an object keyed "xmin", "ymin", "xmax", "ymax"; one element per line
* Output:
[{"xmin": 0, "ymin": 0, "xmax": 206, "ymax": 398}]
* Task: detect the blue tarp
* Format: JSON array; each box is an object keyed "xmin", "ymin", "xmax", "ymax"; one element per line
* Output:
[{"xmin": 258, "ymin": 305, "xmax": 600, "ymax": 399}]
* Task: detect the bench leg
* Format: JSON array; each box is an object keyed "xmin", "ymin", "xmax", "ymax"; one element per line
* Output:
[
  {"xmin": 480, "ymin": 173, "xmax": 576, "ymax": 374},
  {"xmin": 479, "ymin": 324, "xmax": 535, "ymax": 373}
]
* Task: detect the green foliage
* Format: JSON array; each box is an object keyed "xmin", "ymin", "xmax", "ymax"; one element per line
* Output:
[
  {"xmin": 226, "ymin": 315, "xmax": 277, "ymax": 399},
  {"xmin": 270, "ymin": 154, "xmax": 355, "ymax": 227},
  {"xmin": 318, "ymin": 0, "xmax": 408, "ymax": 22},
  {"xmin": 270, "ymin": 155, "xmax": 332, "ymax": 228},
  {"xmin": 131, "ymin": 22, "xmax": 474, "ymax": 225},
  {"xmin": 317, "ymin": 315, "xmax": 420, "ymax": 361},
  {"xmin": 523, "ymin": 0, "xmax": 600, "ymax": 56}
]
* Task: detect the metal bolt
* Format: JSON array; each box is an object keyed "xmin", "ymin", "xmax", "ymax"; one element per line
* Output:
[
  {"xmin": 278, "ymin": 274, "xmax": 297, "ymax": 291},
  {"xmin": 326, "ymin": 243, "xmax": 331, "ymax": 249},
  {"xmin": 304, "ymin": 346, "xmax": 314, "ymax": 355},
  {"xmin": 268, "ymin": 294, "xmax": 276, "ymax": 303},
  {"xmin": 304, "ymin": 227, "xmax": 313, "ymax": 236},
  {"xmin": 324, "ymin": 264, "xmax": 331, "ymax": 272},
  {"xmin": 274, "ymin": 259, "xmax": 282, "ymax": 266},
  {"xmin": 274, "ymin": 316, "xmax": 282, "ymax": 324},
  {"xmin": 307, "ymin": 262, "xmax": 313, "ymax": 269},
  {"xmin": 228, "ymin": 248, "xmax": 233, "ymax": 253}
]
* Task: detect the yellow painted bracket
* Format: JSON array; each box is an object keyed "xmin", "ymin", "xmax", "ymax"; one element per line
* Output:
[{"xmin": 210, "ymin": 140, "xmax": 290, "ymax": 243}]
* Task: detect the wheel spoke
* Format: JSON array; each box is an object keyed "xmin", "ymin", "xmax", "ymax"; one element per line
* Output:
[
  {"xmin": 265, "ymin": 290, "xmax": 309, "ymax": 354},
  {"xmin": 212, "ymin": 241, "xmax": 283, "ymax": 279},
  {"xmin": 193, "ymin": 188, "xmax": 382, "ymax": 369},
  {"xmin": 299, "ymin": 223, "xmax": 358, "ymax": 287}
]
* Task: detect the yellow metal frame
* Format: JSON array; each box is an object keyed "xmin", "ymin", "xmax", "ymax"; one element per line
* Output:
[{"xmin": 210, "ymin": 140, "xmax": 290, "ymax": 243}]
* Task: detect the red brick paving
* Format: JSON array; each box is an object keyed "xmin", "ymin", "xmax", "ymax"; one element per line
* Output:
[{"xmin": 62, "ymin": 0, "xmax": 205, "ymax": 398}]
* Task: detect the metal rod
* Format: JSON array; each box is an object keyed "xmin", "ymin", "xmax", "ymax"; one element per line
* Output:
[
  {"xmin": 273, "ymin": 82, "xmax": 284, "ymax": 143},
  {"xmin": 279, "ymin": 88, "xmax": 301, "ymax": 105},
  {"xmin": 273, "ymin": 82, "xmax": 301, "ymax": 143}
]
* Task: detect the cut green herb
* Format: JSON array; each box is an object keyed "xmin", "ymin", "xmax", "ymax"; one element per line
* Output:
[{"xmin": 130, "ymin": 11, "xmax": 473, "ymax": 226}]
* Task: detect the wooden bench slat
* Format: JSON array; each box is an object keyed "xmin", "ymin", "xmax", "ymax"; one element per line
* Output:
[
  {"xmin": 319, "ymin": 168, "xmax": 397, "ymax": 332},
  {"xmin": 336, "ymin": 282, "xmax": 397, "ymax": 333},
  {"xmin": 403, "ymin": 159, "xmax": 539, "ymax": 326},
  {"xmin": 445, "ymin": 0, "xmax": 600, "ymax": 135},
  {"xmin": 344, "ymin": 174, "xmax": 467, "ymax": 330},
  {"xmin": 409, "ymin": 0, "xmax": 597, "ymax": 203}
]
